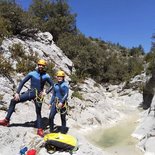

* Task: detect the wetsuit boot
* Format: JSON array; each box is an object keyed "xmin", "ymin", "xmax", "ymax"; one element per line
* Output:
[
  {"xmin": 0, "ymin": 118, "xmax": 10, "ymax": 126},
  {"xmin": 37, "ymin": 128, "xmax": 44, "ymax": 137}
]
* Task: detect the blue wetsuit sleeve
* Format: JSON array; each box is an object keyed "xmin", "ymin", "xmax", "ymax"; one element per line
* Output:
[
  {"xmin": 46, "ymin": 77, "xmax": 54, "ymax": 94},
  {"xmin": 60, "ymin": 85, "xmax": 69, "ymax": 103},
  {"xmin": 50, "ymin": 89, "xmax": 56, "ymax": 105},
  {"xmin": 16, "ymin": 74, "xmax": 31, "ymax": 94}
]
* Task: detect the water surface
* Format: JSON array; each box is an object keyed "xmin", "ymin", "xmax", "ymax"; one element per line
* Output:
[{"xmin": 86, "ymin": 110, "xmax": 143, "ymax": 155}]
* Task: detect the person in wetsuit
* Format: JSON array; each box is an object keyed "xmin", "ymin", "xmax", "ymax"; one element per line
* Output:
[
  {"xmin": 49, "ymin": 70, "xmax": 69, "ymax": 133},
  {"xmin": 0, "ymin": 59, "xmax": 54, "ymax": 137}
]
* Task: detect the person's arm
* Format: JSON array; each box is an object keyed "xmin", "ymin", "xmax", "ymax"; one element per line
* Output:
[
  {"xmin": 14, "ymin": 73, "xmax": 31, "ymax": 101},
  {"xmin": 57, "ymin": 84, "xmax": 69, "ymax": 108},
  {"xmin": 16, "ymin": 74, "xmax": 31, "ymax": 94},
  {"xmin": 45, "ymin": 76, "xmax": 54, "ymax": 94},
  {"xmin": 50, "ymin": 88, "xmax": 56, "ymax": 105},
  {"xmin": 60, "ymin": 84, "xmax": 69, "ymax": 103}
]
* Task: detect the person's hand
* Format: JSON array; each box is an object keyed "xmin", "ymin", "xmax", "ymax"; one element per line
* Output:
[
  {"xmin": 40, "ymin": 89, "xmax": 46, "ymax": 97},
  {"xmin": 14, "ymin": 93, "xmax": 20, "ymax": 101},
  {"xmin": 48, "ymin": 104, "xmax": 52, "ymax": 109},
  {"xmin": 58, "ymin": 102, "xmax": 63, "ymax": 108}
]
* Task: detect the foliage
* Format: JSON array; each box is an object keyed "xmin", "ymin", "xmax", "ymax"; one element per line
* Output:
[
  {"xmin": 29, "ymin": 0, "xmax": 76, "ymax": 41},
  {"xmin": 145, "ymin": 34, "xmax": 155, "ymax": 75},
  {"xmin": 0, "ymin": 1, "xmax": 43, "ymax": 36},
  {"xmin": 0, "ymin": 53, "xmax": 14, "ymax": 76},
  {"xmin": 2, "ymin": 42, "xmax": 55, "ymax": 76},
  {"xmin": 0, "ymin": 16, "xmax": 11, "ymax": 44},
  {"xmin": 46, "ymin": 60, "xmax": 55, "ymax": 78},
  {"xmin": 129, "ymin": 45, "xmax": 145, "ymax": 56},
  {"xmin": 9, "ymin": 43, "xmax": 38, "ymax": 74},
  {"xmin": 0, "ymin": 2, "xmax": 25, "ymax": 34},
  {"xmin": 69, "ymin": 73, "xmax": 83, "ymax": 85},
  {"xmin": 10, "ymin": 43, "xmax": 25, "ymax": 59},
  {"xmin": 16, "ymin": 59, "xmax": 36, "ymax": 74},
  {"xmin": 71, "ymin": 91, "xmax": 84, "ymax": 100},
  {"xmin": 57, "ymin": 33, "xmax": 144, "ymax": 84},
  {"xmin": 145, "ymin": 49, "xmax": 155, "ymax": 75},
  {"xmin": 0, "ymin": 0, "xmax": 146, "ymax": 85},
  {"xmin": 127, "ymin": 57, "xmax": 144, "ymax": 79}
]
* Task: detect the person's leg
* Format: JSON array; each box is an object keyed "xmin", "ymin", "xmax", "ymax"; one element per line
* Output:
[
  {"xmin": 5, "ymin": 99, "xmax": 18, "ymax": 121},
  {"xmin": 34, "ymin": 98, "xmax": 46, "ymax": 137},
  {"xmin": 34, "ymin": 100, "xmax": 42, "ymax": 129},
  {"xmin": 49, "ymin": 103, "xmax": 57, "ymax": 132},
  {"xmin": 60, "ymin": 108, "xmax": 67, "ymax": 133},
  {"xmin": 0, "ymin": 91, "xmax": 35, "ymax": 126},
  {"xmin": 6, "ymin": 90, "xmax": 36, "ymax": 119}
]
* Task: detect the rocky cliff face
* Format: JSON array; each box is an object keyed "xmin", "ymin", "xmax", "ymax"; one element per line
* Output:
[
  {"xmin": 0, "ymin": 31, "xmax": 116, "ymax": 154},
  {"xmin": 1, "ymin": 31, "xmax": 74, "ymax": 75},
  {"xmin": 0, "ymin": 31, "xmax": 148, "ymax": 155}
]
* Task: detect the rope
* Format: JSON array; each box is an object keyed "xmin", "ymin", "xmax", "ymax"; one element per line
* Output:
[
  {"xmin": 35, "ymin": 89, "xmax": 45, "ymax": 106},
  {"xmin": 55, "ymin": 97, "xmax": 68, "ymax": 115}
]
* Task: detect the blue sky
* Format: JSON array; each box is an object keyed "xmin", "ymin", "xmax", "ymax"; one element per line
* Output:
[{"xmin": 16, "ymin": 0, "xmax": 155, "ymax": 52}]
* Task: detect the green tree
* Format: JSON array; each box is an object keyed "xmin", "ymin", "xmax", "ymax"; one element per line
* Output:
[
  {"xmin": 29, "ymin": 0, "xmax": 51, "ymax": 20},
  {"xmin": 0, "ymin": 54, "xmax": 14, "ymax": 77},
  {"xmin": 0, "ymin": 2, "xmax": 25, "ymax": 34},
  {"xmin": 29, "ymin": 0, "xmax": 76, "ymax": 41},
  {"xmin": 130, "ymin": 45, "xmax": 145, "ymax": 57},
  {"xmin": 144, "ymin": 34, "xmax": 155, "ymax": 75},
  {"xmin": 0, "ymin": 16, "xmax": 11, "ymax": 44}
]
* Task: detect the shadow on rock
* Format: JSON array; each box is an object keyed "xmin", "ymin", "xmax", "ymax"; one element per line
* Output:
[
  {"xmin": 9, "ymin": 117, "xmax": 49, "ymax": 129},
  {"xmin": 52, "ymin": 125, "xmax": 69, "ymax": 134}
]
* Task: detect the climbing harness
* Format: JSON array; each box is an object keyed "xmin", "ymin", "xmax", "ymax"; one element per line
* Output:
[
  {"xmin": 54, "ymin": 82, "xmax": 69, "ymax": 115},
  {"xmin": 35, "ymin": 72, "xmax": 45, "ymax": 104},
  {"xmin": 34, "ymin": 89, "xmax": 45, "ymax": 107},
  {"xmin": 35, "ymin": 89, "xmax": 45, "ymax": 102},
  {"xmin": 55, "ymin": 97, "xmax": 68, "ymax": 115}
]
